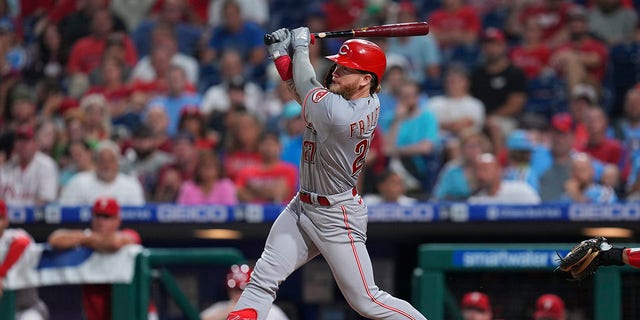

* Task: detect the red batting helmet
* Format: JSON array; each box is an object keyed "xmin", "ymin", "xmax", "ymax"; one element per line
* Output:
[
  {"xmin": 226, "ymin": 264, "xmax": 252, "ymax": 290},
  {"xmin": 325, "ymin": 39, "xmax": 387, "ymax": 82}
]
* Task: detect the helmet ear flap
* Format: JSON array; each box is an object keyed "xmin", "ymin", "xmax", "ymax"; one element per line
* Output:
[{"xmin": 324, "ymin": 64, "xmax": 337, "ymax": 88}]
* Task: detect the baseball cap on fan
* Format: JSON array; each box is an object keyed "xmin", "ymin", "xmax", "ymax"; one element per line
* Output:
[
  {"xmin": 461, "ymin": 291, "xmax": 491, "ymax": 312},
  {"xmin": 533, "ymin": 294, "xmax": 565, "ymax": 320},
  {"xmin": 92, "ymin": 197, "xmax": 120, "ymax": 217}
]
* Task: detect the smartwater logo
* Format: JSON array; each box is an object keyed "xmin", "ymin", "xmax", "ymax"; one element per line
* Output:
[{"xmin": 453, "ymin": 250, "xmax": 567, "ymax": 268}]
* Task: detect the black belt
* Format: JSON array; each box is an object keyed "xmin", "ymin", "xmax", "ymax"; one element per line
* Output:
[{"xmin": 299, "ymin": 188, "xmax": 357, "ymax": 206}]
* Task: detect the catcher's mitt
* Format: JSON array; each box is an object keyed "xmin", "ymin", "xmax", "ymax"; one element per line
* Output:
[{"xmin": 556, "ymin": 236, "xmax": 618, "ymax": 281}]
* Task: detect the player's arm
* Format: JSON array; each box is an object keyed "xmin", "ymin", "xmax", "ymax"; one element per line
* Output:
[
  {"xmin": 84, "ymin": 231, "xmax": 139, "ymax": 252},
  {"xmin": 291, "ymin": 27, "xmax": 324, "ymax": 101},
  {"xmin": 266, "ymin": 29, "xmax": 303, "ymax": 105},
  {"xmin": 47, "ymin": 229, "xmax": 91, "ymax": 249}
]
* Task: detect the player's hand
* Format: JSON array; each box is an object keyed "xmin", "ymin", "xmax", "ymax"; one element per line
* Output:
[
  {"xmin": 291, "ymin": 27, "xmax": 311, "ymax": 49},
  {"xmin": 267, "ymin": 28, "xmax": 291, "ymax": 59}
]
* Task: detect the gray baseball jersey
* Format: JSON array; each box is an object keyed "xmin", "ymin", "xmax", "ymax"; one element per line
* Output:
[
  {"xmin": 232, "ymin": 37, "xmax": 427, "ymax": 320},
  {"xmin": 298, "ymin": 87, "xmax": 379, "ymax": 195}
]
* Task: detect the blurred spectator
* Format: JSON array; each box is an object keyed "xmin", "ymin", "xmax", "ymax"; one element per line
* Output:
[
  {"xmin": 121, "ymin": 125, "xmax": 174, "ymax": 200},
  {"xmin": 468, "ymin": 153, "xmax": 541, "ymax": 204},
  {"xmin": 601, "ymin": 163, "xmax": 622, "ymax": 197},
  {"xmin": 278, "ymin": 102, "xmax": 304, "ymax": 169},
  {"xmin": 48, "ymin": 197, "xmax": 141, "ymax": 320},
  {"xmin": 25, "ymin": 23, "xmax": 67, "ymax": 84},
  {"xmin": 130, "ymin": 24, "xmax": 199, "ymax": 85},
  {"xmin": 568, "ymin": 84, "xmax": 597, "ymax": 148},
  {"xmin": 35, "ymin": 119, "xmax": 62, "ymax": 158},
  {"xmin": 428, "ymin": 0, "xmax": 481, "ymax": 50},
  {"xmin": 532, "ymin": 293, "xmax": 566, "ymax": 320},
  {"xmin": 57, "ymin": 0, "xmax": 127, "ymax": 47},
  {"xmin": 62, "ymin": 109, "xmax": 89, "ymax": 146},
  {"xmin": 66, "ymin": 9, "xmax": 137, "ymax": 76},
  {"xmin": 383, "ymin": 80, "xmax": 440, "ymax": 194},
  {"xmin": 0, "ymin": 199, "xmax": 50, "ymax": 320},
  {"xmin": 550, "ymin": 6, "xmax": 608, "ymax": 93},
  {"xmin": 143, "ymin": 105, "xmax": 173, "ymax": 153},
  {"xmin": 201, "ymin": 50, "xmax": 263, "ymax": 118},
  {"xmin": 588, "ymin": 0, "xmax": 638, "ymax": 45},
  {"xmin": 263, "ymin": 80, "xmax": 299, "ymax": 130},
  {"xmin": 610, "ymin": 87, "xmax": 640, "ymax": 179},
  {"xmin": 223, "ymin": 112, "xmax": 263, "ymax": 181},
  {"xmin": 378, "ymin": 65, "xmax": 411, "ymax": 133},
  {"xmin": 235, "ymin": 132, "xmax": 297, "ymax": 204},
  {"xmin": 470, "ymin": 28, "xmax": 527, "ymax": 147},
  {"xmin": 427, "ymin": 64, "xmax": 485, "ymax": 139},
  {"xmin": 208, "ymin": 0, "xmax": 269, "ymax": 27},
  {"xmin": 131, "ymin": 0, "xmax": 202, "ymax": 57},
  {"xmin": 502, "ymin": 129, "xmax": 540, "ymax": 192},
  {"xmin": 322, "ymin": 0, "xmax": 364, "ymax": 32},
  {"xmin": 129, "ymin": 43, "xmax": 174, "ymax": 94},
  {"xmin": 509, "ymin": 17, "xmax": 552, "ymax": 80},
  {"xmin": 59, "ymin": 140, "xmax": 145, "ymax": 205},
  {"xmin": 517, "ymin": 0, "xmax": 574, "ymax": 48},
  {"xmin": 59, "ymin": 140, "xmax": 95, "ymax": 188},
  {"xmin": 0, "ymin": 17, "xmax": 27, "ymax": 75},
  {"xmin": 579, "ymin": 105, "xmax": 623, "ymax": 166},
  {"xmin": 200, "ymin": 264, "xmax": 289, "ymax": 320},
  {"xmin": 607, "ymin": 24, "xmax": 640, "ymax": 119},
  {"xmin": 177, "ymin": 106, "xmax": 216, "ymax": 150},
  {"xmin": 201, "ymin": 0, "xmax": 266, "ymax": 76},
  {"xmin": 539, "ymin": 113, "xmax": 576, "ymax": 202},
  {"xmin": 0, "ymin": 125, "xmax": 59, "ymax": 206},
  {"xmin": 154, "ymin": 132, "xmax": 200, "ymax": 202},
  {"xmin": 177, "ymin": 150, "xmax": 237, "ymax": 205},
  {"xmin": 432, "ymin": 130, "xmax": 492, "ymax": 201},
  {"xmin": 146, "ymin": 65, "xmax": 202, "ymax": 136},
  {"xmin": 362, "ymin": 169, "xmax": 417, "ymax": 205},
  {"xmin": 3, "ymin": 84, "xmax": 38, "ymax": 133},
  {"xmin": 460, "ymin": 291, "xmax": 492, "ymax": 320},
  {"xmin": 385, "ymin": 1, "xmax": 442, "ymax": 87},
  {"xmin": 522, "ymin": 68, "xmax": 567, "ymax": 120},
  {"xmin": 562, "ymin": 152, "xmax": 617, "ymax": 203},
  {"xmin": 80, "ymin": 94, "xmax": 112, "ymax": 144},
  {"xmin": 87, "ymin": 55, "xmax": 131, "ymax": 103}
]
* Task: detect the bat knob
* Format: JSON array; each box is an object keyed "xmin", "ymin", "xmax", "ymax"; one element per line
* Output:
[{"xmin": 264, "ymin": 34, "xmax": 276, "ymax": 45}]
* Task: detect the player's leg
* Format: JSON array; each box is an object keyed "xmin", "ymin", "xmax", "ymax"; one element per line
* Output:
[
  {"xmin": 325, "ymin": 239, "xmax": 426, "ymax": 320},
  {"xmin": 303, "ymin": 204, "xmax": 427, "ymax": 320},
  {"xmin": 231, "ymin": 205, "xmax": 320, "ymax": 320}
]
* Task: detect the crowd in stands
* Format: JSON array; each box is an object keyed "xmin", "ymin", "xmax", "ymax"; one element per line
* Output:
[{"xmin": 0, "ymin": 0, "xmax": 640, "ymax": 208}]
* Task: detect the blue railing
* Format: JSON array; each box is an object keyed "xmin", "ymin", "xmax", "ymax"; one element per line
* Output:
[{"xmin": 7, "ymin": 202, "xmax": 640, "ymax": 224}]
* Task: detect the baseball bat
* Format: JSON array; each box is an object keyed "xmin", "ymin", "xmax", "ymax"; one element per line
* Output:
[{"xmin": 263, "ymin": 22, "xmax": 429, "ymax": 45}]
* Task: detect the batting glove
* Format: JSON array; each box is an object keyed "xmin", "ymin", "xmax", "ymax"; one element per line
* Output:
[
  {"xmin": 267, "ymin": 28, "xmax": 291, "ymax": 59},
  {"xmin": 291, "ymin": 27, "xmax": 311, "ymax": 49}
]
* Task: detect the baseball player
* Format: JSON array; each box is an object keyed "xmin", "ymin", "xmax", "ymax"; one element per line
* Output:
[{"xmin": 226, "ymin": 27, "xmax": 428, "ymax": 320}]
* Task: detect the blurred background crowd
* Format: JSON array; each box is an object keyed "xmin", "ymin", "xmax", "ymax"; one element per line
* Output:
[{"xmin": 1, "ymin": 0, "xmax": 640, "ymax": 208}]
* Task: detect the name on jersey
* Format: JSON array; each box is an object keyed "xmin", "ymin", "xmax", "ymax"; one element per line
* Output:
[{"xmin": 350, "ymin": 106, "xmax": 380, "ymax": 138}]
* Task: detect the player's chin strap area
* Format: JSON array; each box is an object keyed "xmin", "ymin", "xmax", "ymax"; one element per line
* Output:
[{"xmin": 298, "ymin": 188, "xmax": 358, "ymax": 206}]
